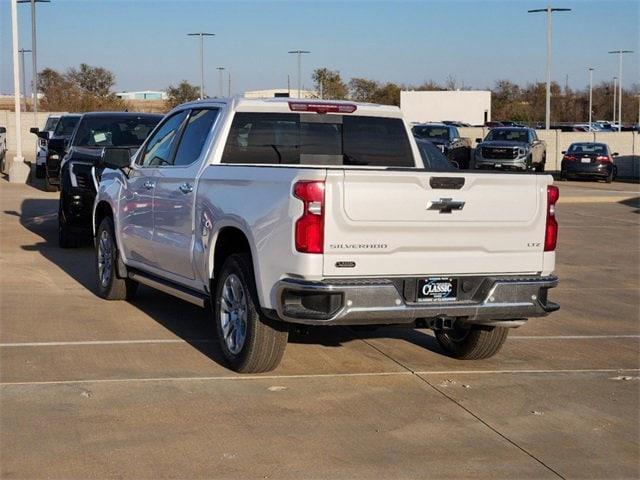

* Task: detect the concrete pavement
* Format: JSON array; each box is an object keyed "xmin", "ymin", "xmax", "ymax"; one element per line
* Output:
[{"xmin": 0, "ymin": 178, "xmax": 638, "ymax": 479}]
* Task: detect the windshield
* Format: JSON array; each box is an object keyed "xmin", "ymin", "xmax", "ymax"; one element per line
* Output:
[
  {"xmin": 416, "ymin": 140, "xmax": 456, "ymax": 171},
  {"xmin": 44, "ymin": 117, "xmax": 60, "ymax": 132},
  {"xmin": 568, "ymin": 143, "xmax": 606, "ymax": 155},
  {"xmin": 53, "ymin": 116, "xmax": 80, "ymax": 137},
  {"xmin": 73, "ymin": 115, "xmax": 161, "ymax": 148},
  {"xmin": 485, "ymin": 129, "xmax": 528, "ymax": 142},
  {"xmin": 412, "ymin": 125, "xmax": 450, "ymax": 140},
  {"xmin": 222, "ymin": 113, "xmax": 414, "ymax": 167}
]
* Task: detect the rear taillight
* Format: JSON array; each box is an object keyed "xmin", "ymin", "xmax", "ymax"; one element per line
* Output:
[
  {"xmin": 596, "ymin": 155, "xmax": 611, "ymax": 163},
  {"xmin": 544, "ymin": 185, "xmax": 559, "ymax": 252},
  {"xmin": 293, "ymin": 181, "xmax": 325, "ymax": 253},
  {"xmin": 563, "ymin": 155, "xmax": 577, "ymax": 161}
]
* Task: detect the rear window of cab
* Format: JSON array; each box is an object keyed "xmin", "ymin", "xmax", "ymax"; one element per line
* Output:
[{"xmin": 221, "ymin": 112, "xmax": 414, "ymax": 167}]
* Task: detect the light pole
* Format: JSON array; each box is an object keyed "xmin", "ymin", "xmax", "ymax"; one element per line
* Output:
[
  {"xmin": 188, "ymin": 32, "xmax": 215, "ymax": 99},
  {"xmin": 18, "ymin": 48, "xmax": 32, "ymax": 112},
  {"xmin": 288, "ymin": 50, "xmax": 310, "ymax": 99},
  {"xmin": 608, "ymin": 50, "xmax": 633, "ymax": 131},
  {"xmin": 228, "ymin": 71, "xmax": 231, "ymax": 97},
  {"xmin": 612, "ymin": 77, "xmax": 617, "ymax": 125},
  {"xmin": 588, "ymin": 67, "xmax": 594, "ymax": 130},
  {"xmin": 528, "ymin": 6, "xmax": 571, "ymax": 130},
  {"xmin": 10, "ymin": 0, "xmax": 29, "ymax": 182},
  {"xmin": 216, "ymin": 66, "xmax": 225, "ymax": 98},
  {"xmin": 18, "ymin": 0, "xmax": 49, "ymax": 124}
]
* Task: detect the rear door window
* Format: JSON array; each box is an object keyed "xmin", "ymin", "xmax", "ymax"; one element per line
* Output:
[{"xmin": 221, "ymin": 113, "xmax": 413, "ymax": 167}]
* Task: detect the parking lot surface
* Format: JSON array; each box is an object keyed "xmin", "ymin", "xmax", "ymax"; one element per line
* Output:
[{"xmin": 1, "ymin": 178, "xmax": 638, "ymax": 479}]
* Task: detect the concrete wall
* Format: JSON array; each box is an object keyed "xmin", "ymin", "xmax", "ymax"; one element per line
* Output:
[
  {"xmin": 401, "ymin": 91, "xmax": 491, "ymax": 126},
  {"xmin": 459, "ymin": 127, "xmax": 639, "ymax": 179}
]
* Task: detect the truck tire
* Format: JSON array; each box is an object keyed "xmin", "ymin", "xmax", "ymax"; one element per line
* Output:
[
  {"xmin": 95, "ymin": 216, "xmax": 138, "ymax": 300},
  {"xmin": 35, "ymin": 164, "xmax": 45, "ymax": 179},
  {"xmin": 58, "ymin": 204, "xmax": 81, "ymax": 249},
  {"xmin": 435, "ymin": 325, "xmax": 509, "ymax": 360},
  {"xmin": 214, "ymin": 253, "xmax": 288, "ymax": 373}
]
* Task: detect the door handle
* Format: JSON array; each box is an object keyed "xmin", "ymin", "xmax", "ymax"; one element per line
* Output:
[
  {"xmin": 179, "ymin": 183, "xmax": 194, "ymax": 194},
  {"xmin": 143, "ymin": 180, "xmax": 155, "ymax": 190}
]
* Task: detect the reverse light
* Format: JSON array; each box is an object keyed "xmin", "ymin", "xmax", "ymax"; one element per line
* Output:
[
  {"xmin": 293, "ymin": 181, "xmax": 325, "ymax": 254},
  {"xmin": 288, "ymin": 101, "xmax": 357, "ymax": 114},
  {"xmin": 544, "ymin": 185, "xmax": 559, "ymax": 252}
]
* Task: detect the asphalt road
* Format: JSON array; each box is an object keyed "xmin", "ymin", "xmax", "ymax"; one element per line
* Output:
[{"xmin": 1, "ymin": 178, "xmax": 638, "ymax": 479}]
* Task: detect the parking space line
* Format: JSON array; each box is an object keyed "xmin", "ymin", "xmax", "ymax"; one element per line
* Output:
[
  {"xmin": 0, "ymin": 339, "xmax": 212, "ymax": 347},
  {"xmin": 2, "ymin": 368, "xmax": 638, "ymax": 387},
  {"xmin": 510, "ymin": 335, "xmax": 639, "ymax": 340}
]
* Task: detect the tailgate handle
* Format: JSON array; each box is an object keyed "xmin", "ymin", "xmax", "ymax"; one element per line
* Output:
[{"xmin": 430, "ymin": 177, "xmax": 465, "ymax": 190}]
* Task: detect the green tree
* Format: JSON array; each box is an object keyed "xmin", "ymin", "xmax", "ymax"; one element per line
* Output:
[
  {"xmin": 372, "ymin": 82, "xmax": 401, "ymax": 106},
  {"xmin": 312, "ymin": 68, "xmax": 348, "ymax": 100},
  {"xmin": 67, "ymin": 63, "xmax": 115, "ymax": 97},
  {"xmin": 166, "ymin": 80, "xmax": 200, "ymax": 109},
  {"xmin": 348, "ymin": 78, "xmax": 379, "ymax": 103}
]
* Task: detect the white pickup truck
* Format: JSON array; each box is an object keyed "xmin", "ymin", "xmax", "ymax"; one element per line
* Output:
[{"xmin": 93, "ymin": 97, "xmax": 559, "ymax": 373}]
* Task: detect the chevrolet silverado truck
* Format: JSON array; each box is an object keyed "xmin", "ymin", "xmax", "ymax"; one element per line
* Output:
[
  {"xmin": 473, "ymin": 127, "xmax": 546, "ymax": 171},
  {"xmin": 93, "ymin": 98, "xmax": 560, "ymax": 373}
]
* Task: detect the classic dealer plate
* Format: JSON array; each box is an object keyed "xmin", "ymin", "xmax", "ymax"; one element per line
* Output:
[{"xmin": 417, "ymin": 277, "xmax": 458, "ymax": 302}]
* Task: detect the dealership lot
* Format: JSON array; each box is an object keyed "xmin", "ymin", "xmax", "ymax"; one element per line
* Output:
[{"xmin": 1, "ymin": 179, "xmax": 638, "ymax": 479}]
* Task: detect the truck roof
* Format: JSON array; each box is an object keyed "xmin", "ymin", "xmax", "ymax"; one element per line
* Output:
[{"xmin": 176, "ymin": 96, "xmax": 404, "ymax": 118}]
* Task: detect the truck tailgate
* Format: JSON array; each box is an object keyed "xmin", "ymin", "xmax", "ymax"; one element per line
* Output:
[{"xmin": 323, "ymin": 170, "xmax": 550, "ymax": 277}]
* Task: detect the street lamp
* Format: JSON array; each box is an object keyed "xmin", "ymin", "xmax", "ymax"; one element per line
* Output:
[
  {"xmin": 18, "ymin": 48, "xmax": 32, "ymax": 112},
  {"xmin": 528, "ymin": 6, "xmax": 571, "ymax": 130},
  {"xmin": 608, "ymin": 50, "xmax": 634, "ymax": 131},
  {"xmin": 588, "ymin": 67, "xmax": 594, "ymax": 130},
  {"xmin": 612, "ymin": 77, "xmax": 617, "ymax": 125},
  {"xmin": 187, "ymin": 32, "xmax": 215, "ymax": 99},
  {"xmin": 288, "ymin": 50, "xmax": 310, "ymax": 99},
  {"xmin": 18, "ymin": 0, "xmax": 50, "ymax": 124},
  {"xmin": 216, "ymin": 66, "xmax": 225, "ymax": 98}
]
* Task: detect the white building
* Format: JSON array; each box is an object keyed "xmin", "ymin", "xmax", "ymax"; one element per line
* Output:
[
  {"xmin": 244, "ymin": 88, "xmax": 317, "ymax": 99},
  {"xmin": 115, "ymin": 90, "xmax": 168, "ymax": 101},
  {"xmin": 400, "ymin": 90, "xmax": 491, "ymax": 126}
]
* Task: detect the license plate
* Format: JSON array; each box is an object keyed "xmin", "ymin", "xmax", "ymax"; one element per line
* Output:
[
  {"xmin": 581, "ymin": 157, "xmax": 591, "ymax": 163},
  {"xmin": 417, "ymin": 277, "xmax": 458, "ymax": 302},
  {"xmin": 495, "ymin": 163, "xmax": 502, "ymax": 168}
]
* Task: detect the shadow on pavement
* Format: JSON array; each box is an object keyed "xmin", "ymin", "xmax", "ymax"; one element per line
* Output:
[
  {"xmin": 13, "ymin": 198, "xmax": 446, "ymax": 369},
  {"xmin": 618, "ymin": 197, "xmax": 640, "ymax": 213}
]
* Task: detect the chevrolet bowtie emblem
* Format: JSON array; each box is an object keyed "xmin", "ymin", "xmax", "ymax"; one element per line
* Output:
[{"xmin": 427, "ymin": 198, "xmax": 465, "ymax": 214}]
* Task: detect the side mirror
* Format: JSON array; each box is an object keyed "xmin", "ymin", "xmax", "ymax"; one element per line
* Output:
[
  {"xmin": 612, "ymin": 152, "xmax": 619, "ymax": 157},
  {"xmin": 0, "ymin": 126, "xmax": 6, "ymax": 134},
  {"xmin": 101, "ymin": 148, "xmax": 131, "ymax": 170},
  {"xmin": 30, "ymin": 127, "xmax": 39, "ymax": 135},
  {"xmin": 561, "ymin": 151, "xmax": 566, "ymax": 154},
  {"xmin": 475, "ymin": 138, "xmax": 482, "ymax": 143}
]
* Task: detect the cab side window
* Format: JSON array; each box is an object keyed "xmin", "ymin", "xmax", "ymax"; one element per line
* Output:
[
  {"xmin": 172, "ymin": 109, "xmax": 220, "ymax": 167},
  {"xmin": 138, "ymin": 111, "xmax": 188, "ymax": 167}
]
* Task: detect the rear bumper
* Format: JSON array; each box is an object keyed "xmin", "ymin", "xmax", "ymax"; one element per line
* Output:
[{"xmin": 274, "ymin": 275, "xmax": 558, "ymax": 326}]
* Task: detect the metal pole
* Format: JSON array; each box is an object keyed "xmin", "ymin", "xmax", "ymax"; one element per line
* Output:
[
  {"xmin": 30, "ymin": 0, "xmax": 37, "ymax": 122},
  {"xmin": 288, "ymin": 50, "xmax": 310, "ymax": 99},
  {"xmin": 609, "ymin": 50, "xmax": 633, "ymax": 132},
  {"xmin": 217, "ymin": 67, "xmax": 225, "ymax": 98},
  {"xmin": 528, "ymin": 7, "xmax": 571, "ymax": 130},
  {"xmin": 188, "ymin": 32, "xmax": 214, "ymax": 99},
  {"xmin": 19, "ymin": 49, "xmax": 31, "ymax": 112},
  {"xmin": 10, "ymin": 0, "xmax": 28, "ymax": 182},
  {"xmin": 228, "ymin": 71, "xmax": 231, "ymax": 97},
  {"xmin": 612, "ymin": 77, "xmax": 617, "ymax": 125},
  {"xmin": 588, "ymin": 67, "xmax": 593, "ymax": 130}
]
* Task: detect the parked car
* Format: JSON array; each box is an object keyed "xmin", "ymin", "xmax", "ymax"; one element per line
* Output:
[
  {"xmin": 32, "ymin": 114, "xmax": 81, "ymax": 191},
  {"xmin": 484, "ymin": 121, "xmax": 504, "ymax": 128},
  {"xmin": 474, "ymin": 127, "xmax": 546, "ymax": 171},
  {"xmin": 0, "ymin": 126, "xmax": 7, "ymax": 172},
  {"xmin": 499, "ymin": 121, "xmax": 525, "ymax": 128},
  {"xmin": 58, "ymin": 112, "xmax": 162, "ymax": 247},
  {"xmin": 415, "ymin": 138, "xmax": 459, "ymax": 171},
  {"xmin": 412, "ymin": 123, "xmax": 472, "ymax": 168},
  {"xmin": 93, "ymin": 98, "xmax": 560, "ymax": 373},
  {"xmin": 442, "ymin": 120, "xmax": 471, "ymax": 127},
  {"xmin": 560, "ymin": 142, "xmax": 618, "ymax": 183},
  {"xmin": 31, "ymin": 114, "xmax": 61, "ymax": 179}
]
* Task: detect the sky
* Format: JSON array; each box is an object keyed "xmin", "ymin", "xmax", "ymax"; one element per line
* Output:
[{"xmin": 1, "ymin": 0, "xmax": 638, "ymax": 96}]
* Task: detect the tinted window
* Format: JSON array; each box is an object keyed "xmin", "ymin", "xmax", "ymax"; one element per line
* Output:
[
  {"xmin": 173, "ymin": 109, "xmax": 220, "ymax": 166},
  {"xmin": 413, "ymin": 125, "xmax": 450, "ymax": 140},
  {"xmin": 53, "ymin": 116, "xmax": 80, "ymax": 136},
  {"xmin": 139, "ymin": 111, "xmax": 188, "ymax": 167},
  {"xmin": 485, "ymin": 129, "xmax": 528, "ymax": 142},
  {"xmin": 568, "ymin": 143, "xmax": 607, "ymax": 154},
  {"xmin": 416, "ymin": 140, "xmax": 456, "ymax": 171},
  {"xmin": 44, "ymin": 117, "xmax": 59, "ymax": 131},
  {"xmin": 222, "ymin": 113, "xmax": 413, "ymax": 167},
  {"xmin": 74, "ymin": 115, "xmax": 161, "ymax": 148}
]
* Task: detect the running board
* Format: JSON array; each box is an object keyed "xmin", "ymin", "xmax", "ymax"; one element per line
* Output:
[{"xmin": 128, "ymin": 271, "xmax": 208, "ymax": 308}]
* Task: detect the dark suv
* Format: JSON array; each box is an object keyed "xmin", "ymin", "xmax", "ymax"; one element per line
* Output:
[{"xmin": 58, "ymin": 112, "xmax": 162, "ymax": 247}]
